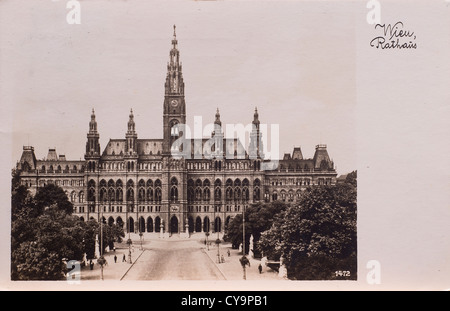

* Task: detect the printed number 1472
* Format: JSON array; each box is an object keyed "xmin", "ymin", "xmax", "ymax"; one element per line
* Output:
[{"xmin": 335, "ymin": 270, "xmax": 350, "ymax": 277}]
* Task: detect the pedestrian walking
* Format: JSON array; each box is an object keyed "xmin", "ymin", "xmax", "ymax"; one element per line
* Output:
[
  {"xmin": 221, "ymin": 255, "xmax": 225, "ymax": 263},
  {"xmin": 114, "ymin": 255, "xmax": 117, "ymax": 263},
  {"xmin": 227, "ymin": 249, "xmax": 230, "ymax": 257},
  {"xmin": 258, "ymin": 263, "xmax": 262, "ymax": 274},
  {"xmin": 122, "ymin": 254, "xmax": 126, "ymax": 262}
]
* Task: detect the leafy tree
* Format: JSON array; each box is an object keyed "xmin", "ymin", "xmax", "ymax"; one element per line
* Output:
[
  {"xmin": 34, "ymin": 183, "xmax": 74, "ymax": 215},
  {"xmin": 11, "ymin": 184, "xmax": 85, "ymax": 280},
  {"xmin": 224, "ymin": 202, "xmax": 287, "ymax": 256},
  {"xmin": 223, "ymin": 213, "xmax": 251, "ymax": 252},
  {"xmin": 12, "ymin": 241, "xmax": 64, "ymax": 280},
  {"xmin": 83, "ymin": 219, "xmax": 98, "ymax": 261},
  {"xmin": 11, "ymin": 185, "xmax": 34, "ymax": 220},
  {"xmin": 106, "ymin": 223, "xmax": 125, "ymax": 248},
  {"xmin": 98, "ymin": 222, "xmax": 124, "ymax": 255},
  {"xmin": 345, "ymin": 170, "xmax": 357, "ymax": 187},
  {"xmin": 258, "ymin": 182, "xmax": 357, "ymax": 280},
  {"xmin": 247, "ymin": 202, "xmax": 287, "ymax": 247},
  {"xmin": 80, "ymin": 219, "xmax": 125, "ymax": 257}
]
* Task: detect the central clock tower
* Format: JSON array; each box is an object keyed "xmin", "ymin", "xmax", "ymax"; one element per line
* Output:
[{"xmin": 163, "ymin": 25, "xmax": 186, "ymax": 155}]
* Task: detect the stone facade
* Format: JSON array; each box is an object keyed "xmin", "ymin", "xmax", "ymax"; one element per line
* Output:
[{"xmin": 13, "ymin": 26, "xmax": 337, "ymax": 235}]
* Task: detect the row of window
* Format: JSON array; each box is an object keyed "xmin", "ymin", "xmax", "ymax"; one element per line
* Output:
[
  {"xmin": 76, "ymin": 205, "xmax": 244, "ymax": 215},
  {"xmin": 268, "ymin": 177, "xmax": 332, "ymax": 186},
  {"xmin": 39, "ymin": 164, "xmax": 84, "ymax": 174},
  {"xmin": 81, "ymin": 160, "xmax": 264, "ymax": 173},
  {"xmin": 187, "ymin": 178, "xmax": 261, "ymax": 203},
  {"xmin": 78, "ymin": 205, "xmax": 163, "ymax": 213},
  {"xmin": 24, "ymin": 179, "xmax": 85, "ymax": 188},
  {"xmin": 186, "ymin": 205, "xmax": 247, "ymax": 213},
  {"xmin": 278, "ymin": 160, "xmax": 331, "ymax": 171},
  {"xmin": 186, "ymin": 160, "xmax": 261, "ymax": 171},
  {"xmin": 36, "ymin": 179, "xmax": 85, "ymax": 187},
  {"xmin": 79, "ymin": 215, "xmax": 229, "ymax": 234}
]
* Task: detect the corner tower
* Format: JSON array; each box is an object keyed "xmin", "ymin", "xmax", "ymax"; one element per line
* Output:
[
  {"xmin": 85, "ymin": 109, "xmax": 100, "ymax": 172},
  {"xmin": 163, "ymin": 25, "xmax": 186, "ymax": 154}
]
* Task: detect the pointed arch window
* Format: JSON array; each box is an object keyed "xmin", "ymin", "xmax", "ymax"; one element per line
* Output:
[
  {"xmin": 155, "ymin": 179, "xmax": 162, "ymax": 203},
  {"xmin": 170, "ymin": 177, "xmax": 178, "ymax": 202}
]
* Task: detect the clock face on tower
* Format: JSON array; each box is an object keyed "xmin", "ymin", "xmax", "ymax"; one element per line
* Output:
[{"xmin": 171, "ymin": 99, "xmax": 178, "ymax": 107}]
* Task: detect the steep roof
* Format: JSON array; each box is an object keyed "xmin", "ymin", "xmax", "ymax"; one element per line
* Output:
[
  {"xmin": 292, "ymin": 147, "xmax": 303, "ymax": 160},
  {"xmin": 313, "ymin": 144, "xmax": 332, "ymax": 169},
  {"xmin": 19, "ymin": 146, "xmax": 37, "ymax": 170},
  {"xmin": 46, "ymin": 148, "xmax": 58, "ymax": 161},
  {"xmin": 102, "ymin": 139, "xmax": 164, "ymax": 157}
]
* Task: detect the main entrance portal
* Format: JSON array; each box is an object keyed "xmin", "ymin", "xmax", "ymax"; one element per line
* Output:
[{"xmin": 170, "ymin": 216, "xmax": 178, "ymax": 233}]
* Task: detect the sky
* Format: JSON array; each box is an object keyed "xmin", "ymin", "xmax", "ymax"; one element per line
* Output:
[{"xmin": 1, "ymin": 0, "xmax": 357, "ymax": 175}]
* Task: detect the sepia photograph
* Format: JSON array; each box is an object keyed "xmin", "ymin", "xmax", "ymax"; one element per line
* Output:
[{"xmin": 1, "ymin": 0, "xmax": 449, "ymax": 292}]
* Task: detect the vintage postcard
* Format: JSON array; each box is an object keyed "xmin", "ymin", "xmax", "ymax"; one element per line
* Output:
[{"xmin": 1, "ymin": 0, "xmax": 449, "ymax": 292}]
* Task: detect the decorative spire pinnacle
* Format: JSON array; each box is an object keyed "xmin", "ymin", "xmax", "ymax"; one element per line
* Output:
[
  {"xmin": 214, "ymin": 108, "xmax": 222, "ymax": 126},
  {"xmin": 127, "ymin": 108, "xmax": 136, "ymax": 133},
  {"xmin": 89, "ymin": 108, "xmax": 97, "ymax": 132},
  {"xmin": 253, "ymin": 107, "xmax": 260, "ymax": 125},
  {"xmin": 171, "ymin": 24, "xmax": 178, "ymax": 49}
]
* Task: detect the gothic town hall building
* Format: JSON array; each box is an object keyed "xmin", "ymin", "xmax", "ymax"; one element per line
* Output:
[{"xmin": 13, "ymin": 27, "xmax": 337, "ymax": 236}]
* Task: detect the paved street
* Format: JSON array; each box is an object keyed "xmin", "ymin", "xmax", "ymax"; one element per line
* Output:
[
  {"xmin": 122, "ymin": 238, "xmax": 225, "ymax": 280},
  {"xmin": 81, "ymin": 233, "xmax": 284, "ymax": 281}
]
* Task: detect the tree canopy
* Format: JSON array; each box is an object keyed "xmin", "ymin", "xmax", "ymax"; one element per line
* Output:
[
  {"xmin": 10, "ymin": 182, "xmax": 123, "ymax": 280},
  {"xmin": 223, "ymin": 201, "xmax": 288, "ymax": 256},
  {"xmin": 258, "ymin": 179, "xmax": 357, "ymax": 280}
]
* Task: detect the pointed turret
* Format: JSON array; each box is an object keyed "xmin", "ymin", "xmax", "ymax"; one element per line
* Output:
[
  {"xmin": 89, "ymin": 108, "xmax": 97, "ymax": 133},
  {"xmin": 249, "ymin": 107, "xmax": 263, "ymax": 159},
  {"xmin": 212, "ymin": 108, "xmax": 224, "ymax": 158},
  {"xmin": 126, "ymin": 109, "xmax": 137, "ymax": 154},
  {"xmin": 85, "ymin": 109, "xmax": 100, "ymax": 157},
  {"xmin": 127, "ymin": 109, "xmax": 136, "ymax": 134},
  {"xmin": 85, "ymin": 109, "xmax": 101, "ymax": 172}
]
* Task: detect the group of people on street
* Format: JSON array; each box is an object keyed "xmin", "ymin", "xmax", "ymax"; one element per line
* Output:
[{"xmin": 111, "ymin": 254, "xmax": 128, "ymax": 263}]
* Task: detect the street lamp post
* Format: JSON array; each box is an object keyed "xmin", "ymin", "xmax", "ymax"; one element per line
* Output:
[
  {"xmin": 101, "ymin": 206, "xmax": 103, "ymax": 280},
  {"xmin": 127, "ymin": 202, "xmax": 132, "ymax": 264},
  {"xmin": 215, "ymin": 205, "xmax": 221, "ymax": 263},
  {"xmin": 205, "ymin": 231, "xmax": 210, "ymax": 251},
  {"xmin": 97, "ymin": 202, "xmax": 106, "ymax": 280},
  {"xmin": 242, "ymin": 205, "xmax": 246, "ymax": 280}
]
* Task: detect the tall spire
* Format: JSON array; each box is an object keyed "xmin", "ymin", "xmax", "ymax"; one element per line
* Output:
[
  {"xmin": 166, "ymin": 24, "xmax": 184, "ymax": 95},
  {"xmin": 163, "ymin": 26, "xmax": 186, "ymax": 154}
]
